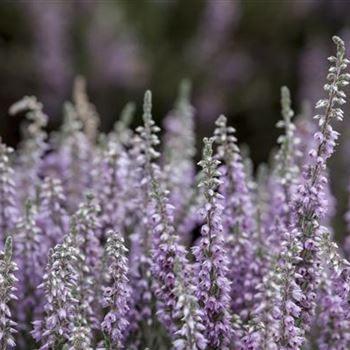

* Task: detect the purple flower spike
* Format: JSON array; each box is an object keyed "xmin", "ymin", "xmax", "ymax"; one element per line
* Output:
[
  {"xmin": 214, "ymin": 115, "xmax": 258, "ymax": 319},
  {"xmin": 33, "ymin": 220, "xmax": 80, "ymax": 349},
  {"xmin": 37, "ymin": 176, "xmax": 69, "ymax": 248},
  {"xmin": 172, "ymin": 256, "xmax": 207, "ymax": 350},
  {"xmin": 162, "ymin": 80, "xmax": 196, "ymax": 232},
  {"xmin": 101, "ymin": 230, "xmax": 131, "ymax": 349},
  {"xmin": 0, "ymin": 143, "xmax": 18, "ymax": 249},
  {"xmin": 192, "ymin": 137, "xmax": 233, "ymax": 349},
  {"xmin": 292, "ymin": 36, "xmax": 350, "ymax": 337},
  {"xmin": 9, "ymin": 96, "xmax": 48, "ymax": 206},
  {"xmin": 0, "ymin": 237, "xmax": 18, "ymax": 349},
  {"xmin": 14, "ymin": 200, "xmax": 45, "ymax": 322}
]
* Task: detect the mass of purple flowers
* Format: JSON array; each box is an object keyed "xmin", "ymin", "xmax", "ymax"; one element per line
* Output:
[{"xmin": 1, "ymin": 36, "xmax": 350, "ymax": 350}]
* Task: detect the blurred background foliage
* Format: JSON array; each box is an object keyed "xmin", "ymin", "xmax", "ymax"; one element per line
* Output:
[
  {"xmin": 1, "ymin": 0, "xmax": 350, "ymax": 159},
  {"xmin": 2, "ymin": 0, "xmax": 350, "ymax": 239}
]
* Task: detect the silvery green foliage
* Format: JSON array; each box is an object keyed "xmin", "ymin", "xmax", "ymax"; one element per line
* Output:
[{"xmin": 0, "ymin": 237, "xmax": 18, "ymax": 349}]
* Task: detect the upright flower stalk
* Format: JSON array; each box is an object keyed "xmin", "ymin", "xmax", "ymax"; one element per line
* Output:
[
  {"xmin": 292, "ymin": 36, "xmax": 350, "ymax": 334},
  {"xmin": 149, "ymin": 177, "xmax": 186, "ymax": 333},
  {"xmin": 126, "ymin": 91, "xmax": 165, "ymax": 347},
  {"xmin": 275, "ymin": 230, "xmax": 305, "ymax": 349},
  {"xmin": 172, "ymin": 257, "xmax": 207, "ymax": 350},
  {"xmin": 95, "ymin": 141, "xmax": 127, "ymax": 233},
  {"xmin": 192, "ymin": 137, "xmax": 233, "ymax": 349},
  {"xmin": 110, "ymin": 101, "xmax": 135, "ymax": 146},
  {"xmin": 37, "ymin": 176, "xmax": 69, "ymax": 248},
  {"xmin": 9, "ymin": 96, "xmax": 48, "ymax": 206},
  {"xmin": 101, "ymin": 230, "xmax": 131, "ymax": 349},
  {"xmin": 0, "ymin": 142, "xmax": 18, "ymax": 248},
  {"xmin": 214, "ymin": 115, "xmax": 257, "ymax": 319},
  {"xmin": 251, "ymin": 88, "xmax": 306, "ymax": 349},
  {"xmin": 32, "ymin": 220, "xmax": 80, "ymax": 349},
  {"xmin": 59, "ymin": 103, "xmax": 93, "ymax": 213},
  {"xmin": 73, "ymin": 76, "xmax": 100, "ymax": 143},
  {"xmin": 74, "ymin": 194, "xmax": 103, "ymax": 330},
  {"xmin": 270, "ymin": 86, "xmax": 300, "ymax": 230},
  {"xmin": 15, "ymin": 200, "xmax": 44, "ymax": 322},
  {"xmin": 139, "ymin": 90, "xmax": 192, "ymax": 338},
  {"xmin": 0, "ymin": 237, "xmax": 18, "ymax": 349},
  {"xmin": 162, "ymin": 80, "xmax": 196, "ymax": 225},
  {"xmin": 318, "ymin": 232, "xmax": 350, "ymax": 350}
]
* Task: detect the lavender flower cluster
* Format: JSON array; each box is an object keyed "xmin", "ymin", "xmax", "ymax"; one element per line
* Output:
[{"xmin": 0, "ymin": 36, "xmax": 350, "ymax": 350}]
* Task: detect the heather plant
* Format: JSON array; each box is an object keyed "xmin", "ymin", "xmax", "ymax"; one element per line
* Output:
[
  {"xmin": 0, "ymin": 237, "xmax": 18, "ymax": 349},
  {"xmin": 291, "ymin": 36, "xmax": 350, "ymax": 336},
  {"xmin": 0, "ymin": 142, "xmax": 18, "ymax": 249},
  {"xmin": 9, "ymin": 97, "xmax": 48, "ymax": 206},
  {"xmin": 192, "ymin": 137, "xmax": 233, "ymax": 348},
  {"xmin": 101, "ymin": 230, "xmax": 130, "ymax": 349},
  {"xmin": 1, "ymin": 35, "xmax": 350, "ymax": 350}
]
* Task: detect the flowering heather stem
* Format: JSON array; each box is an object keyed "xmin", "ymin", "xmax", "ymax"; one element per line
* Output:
[
  {"xmin": 192, "ymin": 137, "xmax": 233, "ymax": 349},
  {"xmin": 59, "ymin": 103, "xmax": 93, "ymax": 213},
  {"xmin": 149, "ymin": 175, "xmax": 189, "ymax": 333},
  {"xmin": 74, "ymin": 194, "xmax": 103, "ymax": 329},
  {"xmin": 163, "ymin": 80, "xmax": 196, "ymax": 225},
  {"xmin": 101, "ymin": 230, "xmax": 130, "ymax": 349},
  {"xmin": 140, "ymin": 90, "xmax": 193, "ymax": 338},
  {"xmin": 273, "ymin": 86, "xmax": 300, "ymax": 223},
  {"xmin": 95, "ymin": 141, "xmax": 127, "ymax": 233},
  {"xmin": 127, "ymin": 91, "xmax": 168, "ymax": 347},
  {"xmin": 69, "ymin": 324, "xmax": 93, "ymax": 350},
  {"xmin": 38, "ymin": 176, "xmax": 68, "ymax": 248},
  {"xmin": 111, "ymin": 102, "xmax": 136, "ymax": 146},
  {"xmin": 317, "ymin": 232, "xmax": 350, "ymax": 350},
  {"xmin": 73, "ymin": 76, "xmax": 100, "ymax": 143},
  {"xmin": 214, "ymin": 115, "xmax": 257, "ymax": 319},
  {"xmin": 172, "ymin": 257, "xmax": 207, "ymax": 350},
  {"xmin": 275, "ymin": 230, "xmax": 305, "ymax": 349},
  {"xmin": 15, "ymin": 200, "xmax": 44, "ymax": 322},
  {"xmin": 9, "ymin": 96, "xmax": 48, "ymax": 205},
  {"xmin": 318, "ymin": 267, "xmax": 350, "ymax": 350},
  {"xmin": 293, "ymin": 36, "xmax": 350, "ymax": 335},
  {"xmin": 0, "ymin": 237, "xmax": 18, "ymax": 349},
  {"xmin": 0, "ymin": 142, "xmax": 18, "ymax": 248},
  {"xmin": 32, "ymin": 219, "xmax": 80, "ymax": 349}
]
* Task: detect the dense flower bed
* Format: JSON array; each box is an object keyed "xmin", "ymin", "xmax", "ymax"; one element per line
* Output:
[{"xmin": 0, "ymin": 36, "xmax": 350, "ymax": 350}]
